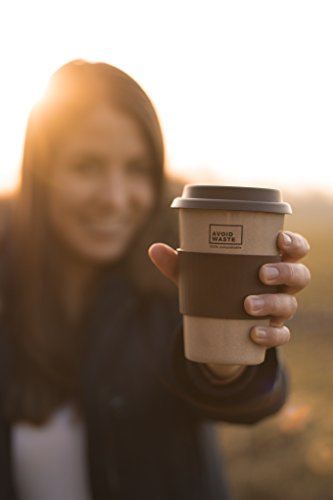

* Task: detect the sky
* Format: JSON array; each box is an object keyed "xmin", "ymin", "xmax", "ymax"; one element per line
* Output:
[{"xmin": 0, "ymin": 0, "xmax": 333, "ymax": 195}]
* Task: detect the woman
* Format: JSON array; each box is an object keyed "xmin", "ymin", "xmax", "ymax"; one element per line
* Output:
[{"xmin": 0, "ymin": 60, "xmax": 310, "ymax": 500}]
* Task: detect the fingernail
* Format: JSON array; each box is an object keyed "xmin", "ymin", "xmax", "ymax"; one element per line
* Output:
[
  {"xmin": 282, "ymin": 232, "xmax": 292, "ymax": 246},
  {"xmin": 248, "ymin": 296, "xmax": 265, "ymax": 313},
  {"xmin": 253, "ymin": 328, "xmax": 267, "ymax": 340},
  {"xmin": 263, "ymin": 265, "xmax": 279, "ymax": 281}
]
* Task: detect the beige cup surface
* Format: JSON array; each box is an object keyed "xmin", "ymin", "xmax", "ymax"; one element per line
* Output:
[
  {"xmin": 179, "ymin": 209, "xmax": 284, "ymax": 365},
  {"xmin": 183, "ymin": 316, "xmax": 267, "ymax": 365},
  {"xmin": 179, "ymin": 209, "xmax": 284, "ymax": 254}
]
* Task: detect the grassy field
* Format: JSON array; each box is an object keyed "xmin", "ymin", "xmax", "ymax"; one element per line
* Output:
[{"xmin": 219, "ymin": 191, "xmax": 333, "ymax": 499}]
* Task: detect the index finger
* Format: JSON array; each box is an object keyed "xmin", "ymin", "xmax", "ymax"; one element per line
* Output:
[{"xmin": 277, "ymin": 231, "xmax": 310, "ymax": 262}]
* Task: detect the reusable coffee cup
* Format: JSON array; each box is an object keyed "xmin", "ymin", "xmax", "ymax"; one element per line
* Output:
[{"xmin": 171, "ymin": 185, "xmax": 292, "ymax": 365}]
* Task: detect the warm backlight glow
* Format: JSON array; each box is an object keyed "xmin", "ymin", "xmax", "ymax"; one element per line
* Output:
[
  {"xmin": 1, "ymin": 1, "xmax": 333, "ymax": 195},
  {"xmin": 0, "ymin": 66, "xmax": 51, "ymax": 192}
]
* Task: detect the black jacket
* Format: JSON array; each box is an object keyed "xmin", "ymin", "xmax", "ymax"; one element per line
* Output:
[{"xmin": 0, "ymin": 269, "xmax": 287, "ymax": 500}]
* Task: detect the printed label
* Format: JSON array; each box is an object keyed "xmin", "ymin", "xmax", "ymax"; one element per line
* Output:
[{"xmin": 209, "ymin": 224, "xmax": 243, "ymax": 247}]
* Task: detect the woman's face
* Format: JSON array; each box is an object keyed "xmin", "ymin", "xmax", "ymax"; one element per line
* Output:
[{"xmin": 47, "ymin": 105, "xmax": 156, "ymax": 265}]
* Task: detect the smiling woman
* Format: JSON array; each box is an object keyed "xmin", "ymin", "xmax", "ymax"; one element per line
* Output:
[
  {"xmin": 48, "ymin": 106, "xmax": 156, "ymax": 264},
  {"xmin": 0, "ymin": 58, "xmax": 311, "ymax": 500}
]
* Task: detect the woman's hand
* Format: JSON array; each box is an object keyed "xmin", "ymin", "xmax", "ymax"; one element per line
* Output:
[
  {"xmin": 148, "ymin": 231, "xmax": 311, "ymax": 380},
  {"xmin": 243, "ymin": 231, "xmax": 311, "ymax": 348},
  {"xmin": 148, "ymin": 243, "xmax": 179, "ymax": 285}
]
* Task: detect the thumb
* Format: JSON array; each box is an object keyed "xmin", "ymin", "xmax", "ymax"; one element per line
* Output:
[{"xmin": 148, "ymin": 243, "xmax": 179, "ymax": 286}]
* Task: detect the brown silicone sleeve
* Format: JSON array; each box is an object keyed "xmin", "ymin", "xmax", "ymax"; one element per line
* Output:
[{"xmin": 178, "ymin": 251, "xmax": 282, "ymax": 319}]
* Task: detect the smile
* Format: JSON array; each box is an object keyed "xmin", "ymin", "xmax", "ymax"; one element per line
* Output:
[{"xmin": 84, "ymin": 219, "xmax": 129, "ymax": 233}]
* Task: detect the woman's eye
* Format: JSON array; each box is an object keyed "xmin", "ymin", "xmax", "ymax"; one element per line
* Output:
[
  {"xmin": 126, "ymin": 160, "xmax": 151, "ymax": 177},
  {"xmin": 73, "ymin": 159, "xmax": 103, "ymax": 176}
]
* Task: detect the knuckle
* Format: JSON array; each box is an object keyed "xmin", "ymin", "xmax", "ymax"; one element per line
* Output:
[
  {"xmin": 267, "ymin": 325, "xmax": 290, "ymax": 347},
  {"xmin": 280, "ymin": 326, "xmax": 291, "ymax": 345},
  {"xmin": 271, "ymin": 293, "xmax": 297, "ymax": 318},
  {"xmin": 282, "ymin": 231, "xmax": 309, "ymax": 260},
  {"xmin": 293, "ymin": 233, "xmax": 310, "ymax": 257},
  {"xmin": 293, "ymin": 232, "xmax": 304, "ymax": 248},
  {"xmin": 269, "ymin": 328, "xmax": 282, "ymax": 346},
  {"xmin": 301, "ymin": 263, "xmax": 311, "ymax": 284},
  {"xmin": 289, "ymin": 295, "xmax": 298, "ymax": 317},
  {"xmin": 281, "ymin": 262, "xmax": 310, "ymax": 287}
]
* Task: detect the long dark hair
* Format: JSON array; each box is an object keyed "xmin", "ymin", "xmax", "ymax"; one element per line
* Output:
[{"xmin": 1, "ymin": 60, "xmax": 180, "ymax": 423}]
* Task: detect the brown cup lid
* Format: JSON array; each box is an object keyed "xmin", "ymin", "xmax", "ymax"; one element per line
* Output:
[{"xmin": 171, "ymin": 184, "xmax": 292, "ymax": 214}]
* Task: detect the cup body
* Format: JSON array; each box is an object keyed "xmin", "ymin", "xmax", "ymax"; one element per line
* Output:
[{"xmin": 171, "ymin": 185, "xmax": 292, "ymax": 365}]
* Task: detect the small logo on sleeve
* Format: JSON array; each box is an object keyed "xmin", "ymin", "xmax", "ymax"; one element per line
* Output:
[{"xmin": 209, "ymin": 224, "xmax": 243, "ymax": 247}]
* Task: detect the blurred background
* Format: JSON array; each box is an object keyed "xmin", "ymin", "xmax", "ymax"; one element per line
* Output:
[{"xmin": 1, "ymin": 0, "xmax": 332, "ymax": 498}]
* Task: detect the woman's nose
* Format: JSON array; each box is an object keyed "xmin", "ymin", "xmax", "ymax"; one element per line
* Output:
[{"xmin": 97, "ymin": 167, "xmax": 129, "ymax": 208}]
